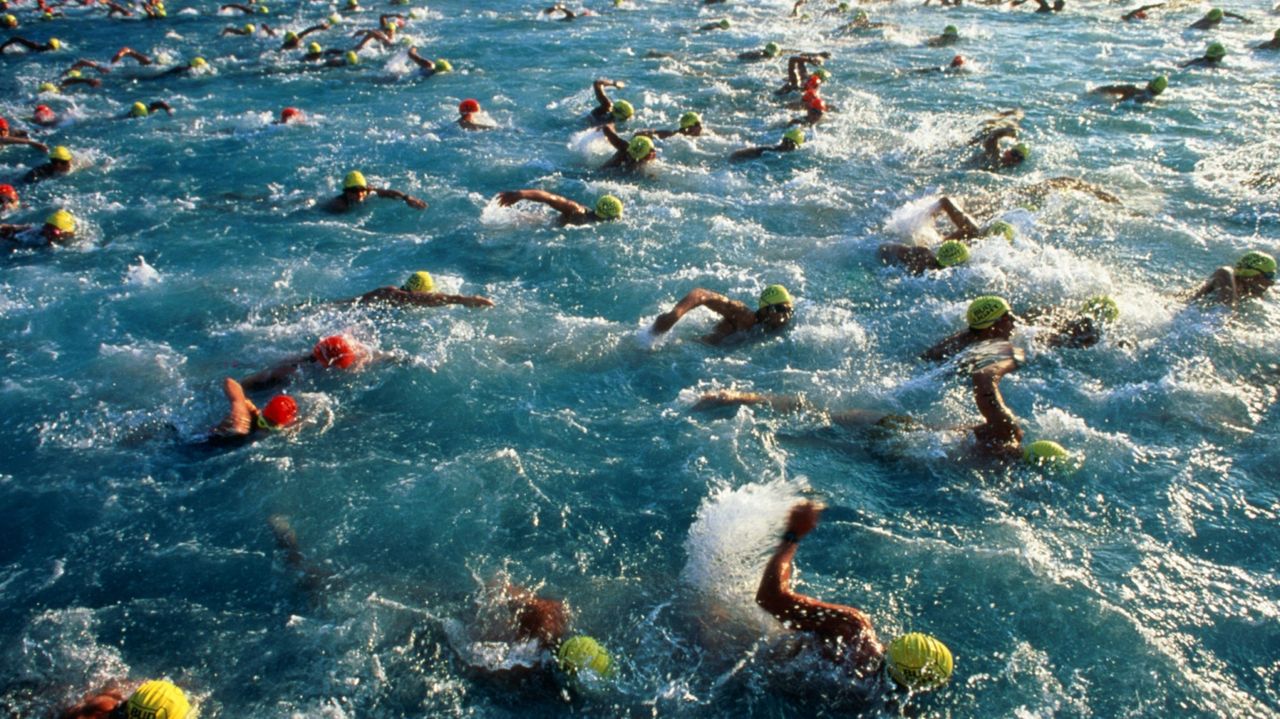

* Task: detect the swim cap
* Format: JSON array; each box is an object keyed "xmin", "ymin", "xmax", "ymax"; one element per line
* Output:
[
  {"xmin": 49, "ymin": 38, "xmax": 61, "ymax": 50},
  {"xmin": 0, "ymin": 118, "xmax": 7, "ymax": 133},
  {"xmin": 328, "ymin": 12, "xmax": 342, "ymax": 24},
  {"xmin": 66, "ymin": 69, "xmax": 82, "ymax": 79},
  {"xmin": 1235, "ymin": 250, "xmax": 1277, "ymax": 278},
  {"xmin": 759, "ymin": 284, "xmax": 793, "ymax": 309},
  {"xmin": 966, "ymin": 295, "xmax": 1010, "ymax": 330},
  {"xmin": 718, "ymin": 18, "xmax": 730, "ymax": 29},
  {"xmin": 284, "ymin": 30, "xmax": 298, "ymax": 43},
  {"xmin": 343, "ymin": 170, "xmax": 367, "ymax": 189},
  {"xmin": 1205, "ymin": 41, "xmax": 1226, "ymax": 60},
  {"xmin": 257, "ymin": 4, "xmax": 268, "ymax": 13},
  {"xmin": 612, "ymin": 100, "xmax": 635, "ymax": 121},
  {"xmin": 595, "ymin": 194, "xmax": 623, "ymax": 219},
  {"xmin": 557, "ymin": 636, "xmax": 612, "ymax": 678},
  {"xmin": 1147, "ymin": 75, "xmax": 1168, "ymax": 95},
  {"xmin": 403, "ymin": 270, "xmax": 434, "ymax": 292},
  {"xmin": 764, "ymin": 41, "xmax": 781, "ymax": 57},
  {"xmin": 943, "ymin": 24, "xmax": 958, "ymax": 36},
  {"xmin": 38, "ymin": 82, "xmax": 59, "ymax": 94},
  {"xmin": 0, "ymin": 184, "xmax": 17, "ymax": 201},
  {"xmin": 950, "ymin": 54, "xmax": 965, "ymax": 67},
  {"xmin": 1275, "ymin": 28, "xmax": 1280, "ymax": 41},
  {"xmin": 49, "ymin": 145, "xmax": 72, "ymax": 162},
  {"xmin": 1011, "ymin": 143, "xmax": 1030, "ymax": 161},
  {"xmin": 1023, "ymin": 439, "xmax": 1074, "ymax": 469},
  {"xmin": 345, "ymin": 50, "xmax": 360, "ymax": 65},
  {"xmin": 34, "ymin": 104, "xmax": 55, "ymax": 120},
  {"xmin": 190, "ymin": 56, "xmax": 207, "ymax": 68},
  {"xmin": 44, "ymin": 208, "xmax": 75, "ymax": 233},
  {"xmin": 986, "ymin": 220, "xmax": 1015, "ymax": 242},
  {"xmin": 1206, "ymin": 7, "xmax": 1223, "ymax": 22},
  {"xmin": 1, "ymin": 14, "xmax": 16, "ymax": 27},
  {"xmin": 935, "ymin": 240, "xmax": 970, "ymax": 267},
  {"xmin": 312, "ymin": 335, "xmax": 359, "ymax": 369},
  {"xmin": 280, "ymin": 106, "xmax": 300, "ymax": 122},
  {"xmin": 1080, "ymin": 296, "xmax": 1119, "ymax": 323},
  {"xmin": 459, "ymin": 98, "xmax": 481, "ymax": 114},
  {"xmin": 804, "ymin": 94, "xmax": 827, "ymax": 112},
  {"xmin": 125, "ymin": 101, "xmax": 148, "ymax": 117},
  {"xmin": 434, "ymin": 58, "xmax": 453, "ymax": 72},
  {"xmin": 812, "ymin": 68, "xmax": 831, "ymax": 82},
  {"xmin": 783, "ymin": 127, "xmax": 805, "ymax": 146},
  {"xmin": 126, "ymin": 680, "xmax": 190, "ymax": 719},
  {"xmin": 679, "ymin": 111, "xmax": 701, "ymax": 129},
  {"xmin": 307, "ymin": 41, "xmax": 322, "ymax": 54},
  {"xmin": 261, "ymin": 394, "xmax": 298, "ymax": 427},
  {"xmin": 627, "ymin": 134, "xmax": 654, "ymax": 161},
  {"xmin": 886, "ymin": 634, "xmax": 953, "ymax": 692},
  {"xmin": 243, "ymin": 22, "xmax": 255, "ymax": 33},
  {"xmin": 347, "ymin": 0, "xmax": 358, "ymax": 7},
  {"xmin": 840, "ymin": 2, "xmax": 852, "ymax": 10},
  {"xmin": 854, "ymin": 9, "xmax": 867, "ymax": 21}
]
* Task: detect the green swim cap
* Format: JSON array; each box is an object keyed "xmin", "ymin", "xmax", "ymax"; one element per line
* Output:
[
  {"xmin": 130, "ymin": 101, "xmax": 149, "ymax": 117},
  {"xmin": 345, "ymin": 50, "xmax": 360, "ymax": 65},
  {"xmin": 840, "ymin": 2, "xmax": 851, "ymax": 11},
  {"xmin": 679, "ymin": 111, "xmax": 702, "ymax": 129},
  {"xmin": 854, "ymin": 9, "xmax": 868, "ymax": 21},
  {"xmin": 886, "ymin": 633, "xmax": 953, "ymax": 692},
  {"xmin": 595, "ymin": 194, "xmax": 623, "ymax": 219},
  {"xmin": 1205, "ymin": 41, "xmax": 1226, "ymax": 60},
  {"xmin": 434, "ymin": 58, "xmax": 452, "ymax": 72},
  {"xmin": 1235, "ymin": 250, "xmax": 1277, "ymax": 278},
  {"xmin": 812, "ymin": 68, "xmax": 831, "ymax": 82},
  {"xmin": 343, "ymin": 170, "xmax": 367, "ymax": 189},
  {"xmin": 190, "ymin": 56, "xmax": 207, "ymax": 68},
  {"xmin": 718, "ymin": 18, "xmax": 730, "ymax": 29},
  {"xmin": 764, "ymin": 41, "xmax": 781, "ymax": 57},
  {"xmin": 1274, "ymin": 28, "xmax": 1280, "ymax": 42},
  {"xmin": 244, "ymin": 22, "xmax": 255, "ymax": 33},
  {"xmin": 307, "ymin": 41, "xmax": 322, "ymax": 54},
  {"xmin": 284, "ymin": 30, "xmax": 298, "ymax": 42},
  {"xmin": 759, "ymin": 284, "xmax": 793, "ymax": 309},
  {"xmin": 627, "ymin": 134, "xmax": 654, "ymax": 161},
  {"xmin": 49, "ymin": 145, "xmax": 72, "ymax": 161},
  {"xmin": 935, "ymin": 240, "xmax": 970, "ymax": 268},
  {"xmin": 966, "ymin": 295, "xmax": 1010, "ymax": 330},
  {"xmin": 38, "ymin": 82, "xmax": 59, "ymax": 94},
  {"xmin": 783, "ymin": 128, "xmax": 805, "ymax": 146},
  {"xmin": 403, "ymin": 271, "xmax": 434, "ymax": 292},
  {"xmin": 1080, "ymin": 296, "xmax": 1119, "ymax": 323},
  {"xmin": 943, "ymin": 24, "xmax": 958, "ymax": 36},
  {"xmin": 1023, "ymin": 439, "xmax": 1075, "ymax": 470},
  {"xmin": 557, "ymin": 636, "xmax": 613, "ymax": 678},
  {"xmin": 1012, "ymin": 143, "xmax": 1030, "ymax": 161},
  {"xmin": 1206, "ymin": 7, "xmax": 1223, "ymax": 22},
  {"xmin": 1147, "ymin": 75, "xmax": 1168, "ymax": 95},
  {"xmin": 612, "ymin": 100, "xmax": 634, "ymax": 121},
  {"xmin": 986, "ymin": 220, "xmax": 1015, "ymax": 242}
]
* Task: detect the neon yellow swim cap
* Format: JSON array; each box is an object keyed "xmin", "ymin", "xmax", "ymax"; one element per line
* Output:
[
  {"xmin": 403, "ymin": 270, "xmax": 434, "ymax": 292},
  {"xmin": 679, "ymin": 111, "xmax": 702, "ymax": 130},
  {"xmin": 1080, "ymin": 296, "xmax": 1119, "ymax": 323},
  {"xmin": 1206, "ymin": 7, "xmax": 1223, "ymax": 21},
  {"xmin": 886, "ymin": 633, "xmax": 953, "ymax": 692},
  {"xmin": 345, "ymin": 50, "xmax": 359, "ymax": 65},
  {"xmin": 1147, "ymin": 75, "xmax": 1168, "ymax": 95},
  {"xmin": 612, "ymin": 100, "xmax": 634, "ymax": 121},
  {"xmin": 764, "ymin": 41, "xmax": 781, "ymax": 57},
  {"xmin": 328, "ymin": 12, "xmax": 342, "ymax": 24},
  {"xmin": 759, "ymin": 284, "xmax": 793, "ymax": 309},
  {"xmin": 45, "ymin": 208, "xmax": 75, "ymax": 233},
  {"xmin": 1206, "ymin": 41, "xmax": 1226, "ymax": 60},
  {"xmin": 595, "ymin": 194, "xmax": 623, "ymax": 219},
  {"xmin": 284, "ymin": 30, "xmax": 298, "ymax": 42},
  {"xmin": 343, "ymin": 170, "xmax": 367, "ymax": 189},
  {"xmin": 986, "ymin": 220, "xmax": 1015, "ymax": 242},
  {"xmin": 244, "ymin": 22, "xmax": 255, "ymax": 33},
  {"xmin": 557, "ymin": 636, "xmax": 613, "ymax": 678},
  {"xmin": 49, "ymin": 145, "xmax": 72, "ymax": 161},
  {"xmin": 1, "ymin": 14, "xmax": 16, "ymax": 27},
  {"xmin": 1235, "ymin": 250, "xmax": 1277, "ymax": 278},
  {"xmin": 190, "ymin": 56, "xmax": 207, "ymax": 68},
  {"xmin": 1011, "ymin": 143, "xmax": 1030, "ymax": 161},
  {"xmin": 783, "ymin": 128, "xmax": 805, "ymax": 146},
  {"xmin": 127, "ymin": 680, "xmax": 191, "ymax": 719},
  {"xmin": 130, "ymin": 101, "xmax": 149, "ymax": 117},
  {"xmin": 49, "ymin": 38, "xmax": 62, "ymax": 50},
  {"xmin": 935, "ymin": 240, "xmax": 970, "ymax": 268},
  {"xmin": 38, "ymin": 82, "xmax": 59, "ymax": 94},
  {"xmin": 1023, "ymin": 439, "xmax": 1075, "ymax": 470},
  {"xmin": 434, "ymin": 58, "xmax": 452, "ymax": 72},
  {"xmin": 626, "ymin": 135, "xmax": 653, "ymax": 161},
  {"xmin": 966, "ymin": 295, "xmax": 1010, "ymax": 330},
  {"xmin": 307, "ymin": 41, "xmax": 322, "ymax": 54},
  {"xmin": 66, "ymin": 69, "xmax": 82, "ymax": 79}
]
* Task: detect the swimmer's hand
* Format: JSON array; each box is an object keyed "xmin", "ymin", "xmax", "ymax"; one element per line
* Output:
[
  {"xmin": 405, "ymin": 197, "xmax": 427, "ymax": 210},
  {"xmin": 463, "ymin": 296, "xmax": 495, "ymax": 308},
  {"xmin": 691, "ymin": 390, "xmax": 767, "ymax": 411},
  {"xmin": 495, "ymin": 191, "xmax": 522, "ymax": 207},
  {"xmin": 785, "ymin": 501, "xmax": 823, "ymax": 540},
  {"xmin": 651, "ymin": 310, "xmax": 679, "ymax": 334}
]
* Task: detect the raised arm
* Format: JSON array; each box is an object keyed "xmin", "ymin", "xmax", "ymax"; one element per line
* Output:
[
  {"xmin": 405, "ymin": 46, "xmax": 434, "ymax": 70},
  {"xmin": 1223, "ymin": 11, "xmax": 1252, "ymax": 22},
  {"xmin": 297, "ymin": 22, "xmax": 330, "ymax": 39},
  {"xmin": 1189, "ymin": 267, "xmax": 1237, "ymax": 305},
  {"xmin": 147, "ymin": 101, "xmax": 174, "ymax": 114},
  {"xmin": 933, "ymin": 196, "xmax": 982, "ymax": 239},
  {"xmin": 212, "ymin": 377, "xmax": 255, "ymax": 438},
  {"xmin": 692, "ymin": 390, "xmax": 804, "ymax": 413},
  {"xmin": 599, "ymin": 122, "xmax": 630, "ymax": 152},
  {"xmin": 592, "ymin": 78, "xmax": 622, "ymax": 110},
  {"xmin": 495, "ymin": 189, "xmax": 588, "ymax": 218},
  {"xmin": 0, "ymin": 136, "xmax": 49, "ymax": 152},
  {"xmin": 970, "ymin": 357, "xmax": 1022, "ymax": 452},
  {"xmin": 111, "ymin": 47, "xmax": 153, "ymax": 65},
  {"xmin": 371, "ymin": 187, "xmax": 427, "ymax": 209},
  {"xmin": 651, "ymin": 288, "xmax": 753, "ymax": 334}
]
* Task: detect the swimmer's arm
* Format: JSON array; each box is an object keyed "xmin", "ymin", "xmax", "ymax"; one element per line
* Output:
[
  {"xmin": 729, "ymin": 146, "xmax": 770, "ymax": 161},
  {"xmin": 259, "ymin": 23, "xmax": 278, "ymax": 36},
  {"xmin": 1, "ymin": 37, "xmax": 43, "ymax": 51},
  {"xmin": 1190, "ymin": 267, "xmax": 1237, "ymax": 305},
  {"xmin": 240, "ymin": 354, "xmax": 312, "ymax": 392},
  {"xmin": 297, "ymin": 22, "xmax": 330, "ymax": 39},
  {"xmin": 920, "ymin": 329, "xmax": 974, "ymax": 361},
  {"xmin": 57, "ymin": 689, "xmax": 127, "ymax": 719},
  {"xmin": 105, "ymin": 2, "xmax": 134, "ymax": 15},
  {"xmin": 148, "ymin": 101, "xmax": 174, "ymax": 114},
  {"xmin": 111, "ymin": 47, "xmax": 154, "ymax": 65},
  {"xmin": 371, "ymin": 187, "xmax": 427, "ymax": 209},
  {"xmin": 652, "ymin": 289, "xmax": 752, "ymax": 334},
  {"xmin": 220, "ymin": 3, "xmax": 255, "ymax": 13},
  {"xmin": 496, "ymin": 190, "xmax": 589, "ymax": 219},
  {"xmin": 0, "ymin": 137, "xmax": 49, "ymax": 152},
  {"xmin": 1223, "ymin": 11, "xmax": 1252, "ymax": 22},
  {"xmin": 599, "ymin": 122, "xmax": 630, "ymax": 152},
  {"xmin": 378, "ymin": 14, "xmax": 407, "ymax": 27},
  {"xmin": 405, "ymin": 46, "xmax": 434, "ymax": 69},
  {"xmin": 791, "ymin": 0, "xmax": 806, "ymax": 16},
  {"xmin": 61, "ymin": 77, "xmax": 102, "ymax": 89},
  {"xmin": 401, "ymin": 291, "xmax": 495, "ymax": 308},
  {"xmin": 67, "ymin": 59, "xmax": 110, "ymax": 74},
  {"xmin": 1121, "ymin": 3, "xmax": 1162, "ymax": 20},
  {"xmin": 214, "ymin": 377, "xmax": 255, "ymax": 437},
  {"xmin": 634, "ymin": 128, "xmax": 678, "ymax": 140},
  {"xmin": 0, "ymin": 224, "xmax": 32, "ymax": 240},
  {"xmin": 1037, "ymin": 176, "xmax": 1121, "ymax": 204},
  {"xmin": 972, "ymin": 358, "xmax": 1020, "ymax": 440},
  {"xmin": 692, "ymin": 390, "xmax": 804, "ymax": 413},
  {"xmin": 981, "ymin": 126, "xmax": 1017, "ymax": 156},
  {"xmin": 592, "ymin": 78, "xmax": 623, "ymax": 112},
  {"xmin": 1090, "ymin": 84, "xmax": 1138, "ymax": 100},
  {"xmin": 934, "ymin": 196, "xmax": 982, "ymax": 239}
]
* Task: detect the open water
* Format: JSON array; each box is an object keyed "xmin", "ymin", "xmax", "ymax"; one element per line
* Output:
[{"xmin": 2, "ymin": 0, "xmax": 1279, "ymax": 716}]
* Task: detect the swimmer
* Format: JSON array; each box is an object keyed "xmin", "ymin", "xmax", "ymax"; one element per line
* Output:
[
  {"xmin": 59, "ymin": 72, "xmax": 102, "ymax": 91},
  {"xmin": 31, "ymin": 104, "xmax": 58, "ymax": 127},
  {"xmin": 1010, "ymin": 0, "xmax": 1064, "ymax": 13},
  {"xmin": 1120, "ymin": 3, "xmax": 1163, "ymax": 21},
  {"xmin": 912, "ymin": 55, "xmax": 966, "ymax": 74},
  {"xmin": 543, "ymin": 4, "xmax": 580, "ymax": 20},
  {"xmin": 103, "ymin": 1, "xmax": 134, "ymax": 17},
  {"xmin": 2, "ymin": 208, "xmax": 76, "ymax": 247},
  {"xmin": 755, "ymin": 501, "xmax": 953, "ymax": 693},
  {"xmin": 634, "ymin": 110, "xmax": 703, "ymax": 139},
  {"xmin": 878, "ymin": 238, "xmax": 975, "ymax": 274},
  {"xmin": 268, "ymin": 515, "xmax": 338, "ymax": 598},
  {"xmin": 789, "ymin": 90, "xmax": 828, "ymax": 126},
  {"xmin": 589, "ymin": 78, "xmax": 633, "ymax": 125},
  {"xmin": 738, "ymin": 41, "xmax": 783, "ymax": 61},
  {"xmin": 495, "ymin": 189, "xmax": 623, "ymax": 225},
  {"xmin": 0, "ymin": 36, "xmax": 62, "ymax": 53},
  {"xmin": 1188, "ymin": 7, "xmax": 1252, "ymax": 30},
  {"xmin": 729, "ymin": 128, "xmax": 805, "ymax": 162},
  {"xmin": 972, "ymin": 111, "xmax": 1028, "ymax": 168},
  {"xmin": 0, "ymin": 184, "xmax": 18, "ymax": 213},
  {"xmin": 352, "ymin": 26, "xmax": 397, "ymax": 51},
  {"xmin": 220, "ymin": 2, "xmax": 263, "ymax": 14},
  {"xmin": 206, "ymin": 377, "xmax": 298, "ymax": 446},
  {"xmin": 1090, "ymin": 75, "xmax": 1167, "ymax": 103},
  {"xmin": 837, "ymin": 9, "xmax": 894, "ymax": 32},
  {"xmin": 1020, "ymin": 297, "xmax": 1120, "ymax": 349},
  {"xmin": 301, "ymin": 42, "xmax": 346, "ymax": 63},
  {"xmin": 280, "ymin": 22, "xmax": 330, "ymax": 50},
  {"xmin": 457, "ymin": 98, "xmax": 495, "ymax": 130},
  {"xmin": 649, "ymin": 284, "xmax": 795, "ymax": 346},
  {"xmin": 775, "ymin": 54, "xmax": 826, "ymax": 95},
  {"xmin": 697, "ymin": 18, "xmax": 731, "ymax": 31},
  {"xmin": 925, "ymin": 25, "xmax": 960, "ymax": 47},
  {"xmin": 600, "ymin": 123, "xmax": 657, "ymax": 170},
  {"xmin": 222, "ymin": 22, "xmax": 276, "ymax": 36},
  {"xmin": 1189, "ymin": 250, "xmax": 1276, "ymax": 306},
  {"xmin": 333, "ymin": 271, "xmax": 495, "ymax": 308},
  {"xmin": 0, "ymin": 117, "xmax": 48, "ymax": 153},
  {"xmin": 112, "ymin": 48, "xmax": 211, "ymax": 78},
  {"xmin": 239, "ymin": 334, "xmax": 370, "ymax": 391},
  {"xmin": 57, "ymin": 680, "xmax": 191, "ymax": 719},
  {"xmin": 63, "ymin": 58, "xmax": 111, "ymax": 77},
  {"xmin": 921, "ymin": 295, "xmax": 1017, "ymax": 361},
  {"xmin": 1254, "ymin": 28, "xmax": 1280, "ymax": 50},
  {"xmin": 1180, "ymin": 41, "xmax": 1227, "ymax": 67},
  {"xmin": 23, "ymin": 145, "xmax": 73, "ymax": 183},
  {"xmin": 323, "ymin": 170, "xmax": 427, "ymax": 213},
  {"xmin": 406, "ymin": 47, "xmax": 453, "ymax": 75},
  {"xmin": 275, "ymin": 107, "xmax": 302, "ymax": 124},
  {"xmin": 123, "ymin": 101, "xmax": 173, "ymax": 118}
]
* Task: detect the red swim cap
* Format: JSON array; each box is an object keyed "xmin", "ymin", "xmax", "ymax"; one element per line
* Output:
[
  {"xmin": 950, "ymin": 55, "xmax": 965, "ymax": 68},
  {"xmin": 281, "ymin": 107, "xmax": 301, "ymax": 122},
  {"xmin": 34, "ymin": 105, "xmax": 54, "ymax": 121},
  {"xmin": 261, "ymin": 395, "xmax": 298, "ymax": 427},
  {"xmin": 805, "ymin": 74, "xmax": 822, "ymax": 90},
  {"xmin": 312, "ymin": 335, "xmax": 359, "ymax": 369},
  {"xmin": 0, "ymin": 117, "xmax": 8, "ymax": 133},
  {"xmin": 458, "ymin": 98, "xmax": 480, "ymax": 114},
  {"xmin": 0, "ymin": 184, "xmax": 17, "ymax": 201}
]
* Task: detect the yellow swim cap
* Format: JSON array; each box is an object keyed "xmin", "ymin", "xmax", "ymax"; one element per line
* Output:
[
  {"xmin": 49, "ymin": 145, "xmax": 72, "ymax": 162},
  {"xmin": 679, "ymin": 111, "xmax": 701, "ymax": 130},
  {"xmin": 190, "ymin": 56, "xmax": 207, "ymax": 68},
  {"xmin": 38, "ymin": 82, "xmax": 60, "ymax": 94},
  {"xmin": 1, "ymin": 14, "xmax": 16, "ymax": 27},
  {"xmin": 1023, "ymin": 439, "xmax": 1075, "ymax": 471},
  {"xmin": 966, "ymin": 295, "xmax": 1010, "ymax": 330},
  {"xmin": 626, "ymin": 135, "xmax": 653, "ymax": 161},
  {"xmin": 1080, "ymin": 296, "xmax": 1119, "ymax": 323},
  {"xmin": 345, "ymin": 50, "xmax": 359, "ymax": 65},
  {"xmin": 403, "ymin": 270, "xmax": 434, "ymax": 292},
  {"xmin": 244, "ymin": 22, "xmax": 255, "ymax": 33},
  {"xmin": 44, "ymin": 208, "xmax": 75, "ymax": 233},
  {"xmin": 935, "ymin": 240, "xmax": 970, "ymax": 268},
  {"xmin": 66, "ymin": 69, "xmax": 82, "ymax": 79},
  {"xmin": 343, "ymin": 170, "xmax": 367, "ymax": 189},
  {"xmin": 328, "ymin": 12, "xmax": 342, "ymax": 24},
  {"xmin": 130, "ymin": 101, "xmax": 149, "ymax": 117},
  {"xmin": 886, "ymin": 633, "xmax": 953, "ymax": 691},
  {"xmin": 127, "ymin": 680, "xmax": 191, "ymax": 719},
  {"xmin": 49, "ymin": 38, "xmax": 62, "ymax": 50},
  {"xmin": 986, "ymin": 220, "xmax": 1015, "ymax": 242},
  {"xmin": 307, "ymin": 41, "xmax": 322, "ymax": 54},
  {"xmin": 557, "ymin": 636, "xmax": 613, "ymax": 678},
  {"xmin": 434, "ymin": 58, "xmax": 452, "ymax": 72},
  {"xmin": 284, "ymin": 30, "xmax": 298, "ymax": 42},
  {"xmin": 612, "ymin": 100, "xmax": 634, "ymax": 121},
  {"xmin": 595, "ymin": 194, "xmax": 623, "ymax": 220},
  {"xmin": 1235, "ymin": 250, "xmax": 1277, "ymax": 278},
  {"xmin": 759, "ymin": 284, "xmax": 793, "ymax": 309},
  {"xmin": 257, "ymin": 3, "xmax": 269, "ymax": 12},
  {"xmin": 783, "ymin": 128, "xmax": 805, "ymax": 146}
]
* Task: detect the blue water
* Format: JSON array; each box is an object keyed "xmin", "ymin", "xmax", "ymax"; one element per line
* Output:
[{"xmin": 3, "ymin": 0, "xmax": 1279, "ymax": 716}]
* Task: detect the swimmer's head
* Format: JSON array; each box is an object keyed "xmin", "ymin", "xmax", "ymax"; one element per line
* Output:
[
  {"xmin": 764, "ymin": 41, "xmax": 781, "ymax": 57},
  {"xmin": 44, "ymin": 208, "xmax": 75, "ymax": 237},
  {"xmin": 284, "ymin": 30, "xmax": 298, "ymax": 43},
  {"xmin": 986, "ymin": 220, "xmax": 1015, "ymax": 242},
  {"xmin": 1205, "ymin": 41, "xmax": 1226, "ymax": 60},
  {"xmin": 243, "ymin": 22, "xmax": 255, "ymax": 33},
  {"xmin": 595, "ymin": 194, "xmax": 623, "ymax": 220},
  {"xmin": 403, "ymin": 270, "xmax": 434, "ymax": 292},
  {"xmin": 759, "ymin": 284, "xmax": 794, "ymax": 311},
  {"xmin": 127, "ymin": 680, "xmax": 190, "ymax": 719},
  {"xmin": 458, "ymin": 98, "xmax": 481, "ymax": 115},
  {"xmin": 1023, "ymin": 439, "xmax": 1076, "ymax": 471},
  {"xmin": 345, "ymin": 50, "xmax": 360, "ymax": 65},
  {"xmin": 679, "ymin": 111, "xmax": 702, "ymax": 131},
  {"xmin": 0, "ymin": 184, "xmax": 18, "ymax": 207},
  {"xmin": 627, "ymin": 134, "xmax": 654, "ymax": 161},
  {"xmin": 557, "ymin": 636, "xmax": 613, "ymax": 679},
  {"xmin": 812, "ymin": 68, "xmax": 831, "ymax": 83},
  {"xmin": 1147, "ymin": 75, "xmax": 1168, "ymax": 95},
  {"xmin": 1003, "ymin": 142, "xmax": 1029, "ymax": 166},
  {"xmin": 130, "ymin": 101, "xmax": 149, "ymax": 117},
  {"xmin": 943, "ymin": 24, "xmax": 958, "ymax": 37},
  {"xmin": 343, "ymin": 170, "xmax": 367, "ymax": 191},
  {"xmin": 612, "ymin": 99, "xmax": 635, "ymax": 122},
  {"xmin": 307, "ymin": 41, "xmax": 322, "ymax": 54},
  {"xmin": 782, "ymin": 127, "xmax": 805, "ymax": 148},
  {"xmin": 853, "ymin": 9, "xmax": 868, "ymax": 21},
  {"xmin": 967, "ymin": 295, "xmax": 1011, "ymax": 330},
  {"xmin": 33, "ymin": 104, "xmax": 56, "ymax": 122},
  {"xmin": 49, "ymin": 145, "xmax": 72, "ymax": 162},
  {"xmin": 1205, "ymin": 7, "xmax": 1223, "ymax": 22},
  {"xmin": 434, "ymin": 58, "xmax": 453, "ymax": 72},
  {"xmin": 1235, "ymin": 250, "xmax": 1277, "ymax": 279},
  {"xmin": 260, "ymin": 395, "xmax": 298, "ymax": 428},
  {"xmin": 1080, "ymin": 296, "xmax": 1119, "ymax": 323},
  {"xmin": 718, "ymin": 18, "xmax": 730, "ymax": 29},
  {"xmin": 38, "ymin": 82, "xmax": 59, "ymax": 94},
  {"xmin": 189, "ymin": 56, "xmax": 207, "ymax": 69},
  {"xmin": 935, "ymin": 240, "xmax": 970, "ymax": 268},
  {"xmin": 328, "ymin": 12, "xmax": 342, "ymax": 24},
  {"xmin": 950, "ymin": 54, "xmax": 965, "ymax": 68},
  {"xmin": 280, "ymin": 106, "xmax": 300, "ymax": 122},
  {"xmin": 0, "ymin": 117, "xmax": 8, "ymax": 135},
  {"xmin": 347, "ymin": 0, "xmax": 358, "ymax": 7},
  {"xmin": 886, "ymin": 633, "xmax": 953, "ymax": 692},
  {"xmin": 48, "ymin": 37, "xmax": 61, "ymax": 50},
  {"xmin": 312, "ymin": 335, "xmax": 360, "ymax": 369},
  {"xmin": 1, "ymin": 14, "xmax": 16, "ymax": 28},
  {"xmin": 257, "ymin": 3, "xmax": 268, "ymax": 13}
]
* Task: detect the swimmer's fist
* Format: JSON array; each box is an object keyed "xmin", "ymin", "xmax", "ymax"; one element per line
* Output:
[
  {"xmin": 495, "ymin": 191, "xmax": 521, "ymax": 207},
  {"xmin": 651, "ymin": 310, "xmax": 679, "ymax": 334},
  {"xmin": 405, "ymin": 197, "xmax": 427, "ymax": 210},
  {"xmin": 785, "ymin": 501, "xmax": 823, "ymax": 540},
  {"xmin": 465, "ymin": 296, "xmax": 495, "ymax": 308}
]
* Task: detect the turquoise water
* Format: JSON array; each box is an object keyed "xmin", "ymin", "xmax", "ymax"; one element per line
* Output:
[{"xmin": 3, "ymin": 0, "xmax": 1279, "ymax": 716}]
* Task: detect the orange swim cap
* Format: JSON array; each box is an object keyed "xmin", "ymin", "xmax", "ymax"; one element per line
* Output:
[
  {"xmin": 280, "ymin": 107, "xmax": 301, "ymax": 122},
  {"xmin": 312, "ymin": 335, "xmax": 359, "ymax": 369},
  {"xmin": 261, "ymin": 395, "xmax": 298, "ymax": 427}
]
